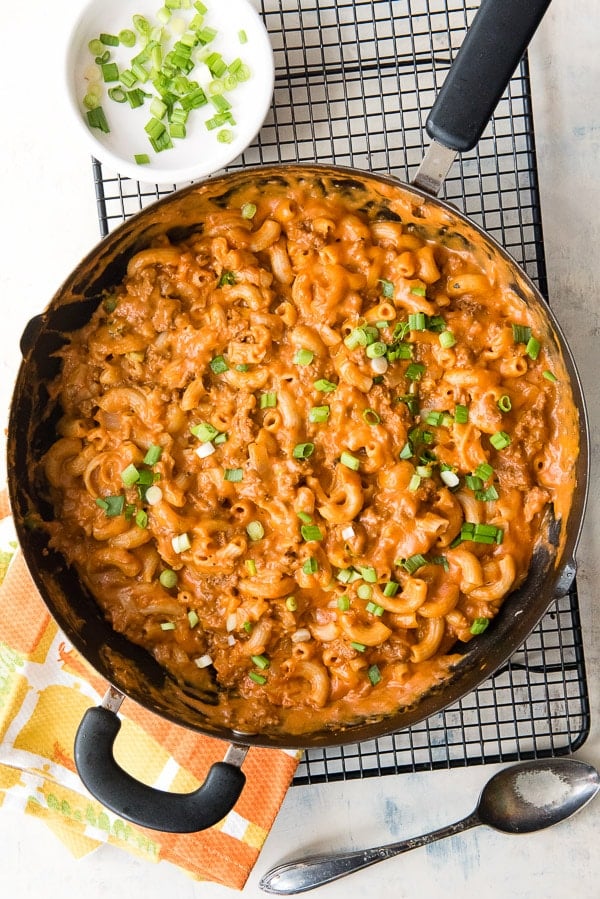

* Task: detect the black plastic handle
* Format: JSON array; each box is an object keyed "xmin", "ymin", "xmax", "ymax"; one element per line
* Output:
[
  {"xmin": 74, "ymin": 706, "xmax": 246, "ymax": 833},
  {"xmin": 426, "ymin": 0, "xmax": 552, "ymax": 152}
]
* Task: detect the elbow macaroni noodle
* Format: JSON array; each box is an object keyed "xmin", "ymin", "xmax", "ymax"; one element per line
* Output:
[{"xmin": 40, "ymin": 172, "xmax": 578, "ymax": 736}]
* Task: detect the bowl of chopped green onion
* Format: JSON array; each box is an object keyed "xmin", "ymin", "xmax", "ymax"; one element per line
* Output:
[{"xmin": 65, "ymin": 0, "xmax": 275, "ymax": 184}]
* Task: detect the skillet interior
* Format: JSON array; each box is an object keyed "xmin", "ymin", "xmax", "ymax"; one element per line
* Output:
[{"xmin": 7, "ymin": 164, "xmax": 589, "ymax": 749}]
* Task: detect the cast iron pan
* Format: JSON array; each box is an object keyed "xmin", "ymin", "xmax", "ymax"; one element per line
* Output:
[{"xmin": 7, "ymin": 0, "xmax": 589, "ymax": 832}]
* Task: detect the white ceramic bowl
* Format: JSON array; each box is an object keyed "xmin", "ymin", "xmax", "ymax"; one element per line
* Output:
[{"xmin": 65, "ymin": 0, "xmax": 274, "ymax": 184}]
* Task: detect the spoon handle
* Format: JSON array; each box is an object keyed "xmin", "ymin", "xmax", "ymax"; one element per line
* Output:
[{"xmin": 259, "ymin": 811, "xmax": 481, "ymax": 894}]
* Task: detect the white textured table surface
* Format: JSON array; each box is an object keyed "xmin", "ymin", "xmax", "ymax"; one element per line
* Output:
[{"xmin": 1, "ymin": 2, "xmax": 599, "ymax": 897}]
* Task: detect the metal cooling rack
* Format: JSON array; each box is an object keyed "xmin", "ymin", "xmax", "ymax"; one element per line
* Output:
[{"xmin": 89, "ymin": 0, "xmax": 589, "ymax": 783}]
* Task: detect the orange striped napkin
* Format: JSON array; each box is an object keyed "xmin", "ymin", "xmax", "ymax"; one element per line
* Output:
[{"xmin": 0, "ymin": 492, "xmax": 299, "ymax": 889}]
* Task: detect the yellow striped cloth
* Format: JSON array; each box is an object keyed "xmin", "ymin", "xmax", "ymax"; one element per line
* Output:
[{"xmin": 0, "ymin": 496, "xmax": 299, "ymax": 889}]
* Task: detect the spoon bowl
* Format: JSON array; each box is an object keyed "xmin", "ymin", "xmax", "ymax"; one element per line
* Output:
[
  {"xmin": 478, "ymin": 758, "xmax": 600, "ymax": 834},
  {"xmin": 259, "ymin": 758, "xmax": 600, "ymax": 895}
]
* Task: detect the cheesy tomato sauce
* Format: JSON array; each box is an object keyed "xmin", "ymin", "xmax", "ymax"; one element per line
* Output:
[{"xmin": 42, "ymin": 171, "xmax": 578, "ymax": 736}]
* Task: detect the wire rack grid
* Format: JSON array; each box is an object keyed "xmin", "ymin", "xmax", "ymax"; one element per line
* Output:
[{"xmin": 90, "ymin": 0, "xmax": 589, "ymax": 785}]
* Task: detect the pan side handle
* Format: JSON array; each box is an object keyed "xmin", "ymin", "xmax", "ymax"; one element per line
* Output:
[
  {"xmin": 425, "ymin": 0, "xmax": 552, "ymax": 153},
  {"xmin": 74, "ymin": 701, "xmax": 247, "ymax": 833}
]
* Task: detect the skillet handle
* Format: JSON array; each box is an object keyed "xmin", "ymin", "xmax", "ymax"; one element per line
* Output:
[
  {"xmin": 74, "ymin": 705, "xmax": 247, "ymax": 833},
  {"xmin": 426, "ymin": 0, "xmax": 552, "ymax": 153}
]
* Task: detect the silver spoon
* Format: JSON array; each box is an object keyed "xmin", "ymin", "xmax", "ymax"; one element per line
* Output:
[{"xmin": 259, "ymin": 757, "xmax": 600, "ymax": 895}]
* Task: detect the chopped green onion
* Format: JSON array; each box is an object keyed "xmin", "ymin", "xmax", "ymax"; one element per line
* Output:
[
  {"xmin": 497, "ymin": 395, "xmax": 512, "ymax": 413},
  {"xmin": 172, "ymin": 532, "xmax": 191, "ymax": 553},
  {"xmin": 88, "ymin": 39, "xmax": 105, "ymax": 55},
  {"xmin": 405, "ymin": 362, "xmax": 425, "ymax": 381},
  {"xmin": 119, "ymin": 28, "xmax": 137, "ymax": 47},
  {"xmin": 366, "ymin": 341, "xmax": 387, "ymax": 359},
  {"xmin": 410, "ymin": 284, "xmax": 427, "ymax": 297},
  {"xmin": 246, "ymin": 520, "xmax": 265, "ymax": 541},
  {"xmin": 309, "ymin": 405, "xmax": 330, "ymax": 423},
  {"xmin": 285, "ymin": 595, "xmax": 298, "ymax": 611},
  {"xmin": 408, "ymin": 473, "xmax": 421, "ymax": 492},
  {"xmin": 512, "ymin": 323, "xmax": 532, "ymax": 344},
  {"xmin": 127, "ymin": 89, "xmax": 147, "ymax": 108},
  {"xmin": 302, "ymin": 557, "xmax": 318, "ymax": 574},
  {"xmin": 251, "ymin": 654, "xmax": 270, "ymax": 670},
  {"xmin": 248, "ymin": 671, "xmax": 267, "ymax": 685},
  {"xmin": 297, "ymin": 511, "xmax": 313, "ymax": 524},
  {"xmin": 383, "ymin": 581, "xmax": 399, "ymax": 597},
  {"xmin": 543, "ymin": 370, "xmax": 558, "ymax": 383},
  {"xmin": 238, "ymin": 29, "xmax": 248, "ymax": 43},
  {"xmin": 241, "ymin": 202, "xmax": 257, "ymax": 219},
  {"xmin": 368, "ymin": 664, "xmax": 382, "ymax": 685},
  {"xmin": 191, "ymin": 421, "xmax": 219, "ymax": 442},
  {"xmin": 133, "ymin": 14, "xmax": 151, "ymax": 35},
  {"xmin": 399, "ymin": 442, "xmax": 413, "ymax": 460},
  {"xmin": 144, "ymin": 444, "xmax": 163, "ymax": 465},
  {"xmin": 224, "ymin": 468, "xmax": 243, "ymax": 482},
  {"xmin": 337, "ymin": 595, "xmax": 350, "ymax": 611},
  {"xmin": 399, "ymin": 553, "xmax": 427, "ymax": 575},
  {"xmin": 357, "ymin": 566, "xmax": 377, "ymax": 583},
  {"xmin": 83, "ymin": 91, "xmax": 101, "ymax": 110},
  {"xmin": 465, "ymin": 475, "xmax": 483, "ymax": 492},
  {"xmin": 439, "ymin": 330, "xmax": 456, "ymax": 348},
  {"xmin": 188, "ymin": 610, "xmax": 199, "ymax": 628},
  {"xmin": 490, "ymin": 431, "xmax": 511, "ymax": 450},
  {"xmin": 121, "ymin": 463, "xmax": 140, "ymax": 487},
  {"xmin": 470, "ymin": 617, "xmax": 490, "ymax": 635},
  {"xmin": 101, "ymin": 62, "xmax": 120, "ymax": 83},
  {"xmin": 160, "ymin": 621, "xmax": 176, "ymax": 631},
  {"xmin": 379, "ymin": 279, "xmax": 394, "ymax": 298},
  {"xmin": 425, "ymin": 410, "xmax": 445, "ymax": 427},
  {"xmin": 475, "ymin": 462, "xmax": 494, "ymax": 482},
  {"xmin": 100, "ymin": 32, "xmax": 120, "ymax": 46},
  {"xmin": 245, "ymin": 559, "xmax": 257, "ymax": 576},
  {"xmin": 457, "ymin": 522, "xmax": 504, "ymax": 545},
  {"xmin": 440, "ymin": 467, "xmax": 460, "ymax": 488},
  {"xmin": 314, "ymin": 378, "xmax": 337, "ymax": 393},
  {"xmin": 340, "ymin": 451, "xmax": 360, "ymax": 471},
  {"xmin": 210, "ymin": 354, "xmax": 229, "ymax": 373},
  {"xmin": 357, "ymin": 584, "xmax": 373, "ymax": 600},
  {"xmin": 108, "ymin": 86, "xmax": 127, "ymax": 103},
  {"xmin": 365, "ymin": 601, "xmax": 384, "ymax": 616},
  {"xmin": 336, "ymin": 568, "xmax": 353, "ymax": 584},
  {"xmin": 135, "ymin": 152, "xmax": 151, "ymax": 164},
  {"xmin": 260, "ymin": 391, "xmax": 277, "ymax": 409},
  {"xmin": 169, "ymin": 122, "xmax": 187, "ymax": 140},
  {"xmin": 362, "ymin": 408, "xmax": 381, "ymax": 426},
  {"xmin": 217, "ymin": 128, "xmax": 233, "ymax": 143},
  {"xmin": 475, "ymin": 484, "xmax": 499, "ymax": 502},
  {"xmin": 454, "ymin": 404, "xmax": 469, "ymax": 424},
  {"xmin": 301, "ymin": 524, "xmax": 323, "ymax": 542},
  {"xmin": 350, "ymin": 641, "xmax": 367, "ymax": 653},
  {"xmin": 86, "ymin": 106, "xmax": 110, "ymax": 133},
  {"xmin": 135, "ymin": 509, "xmax": 148, "ymax": 529},
  {"xmin": 293, "ymin": 442, "xmax": 315, "ymax": 460},
  {"xmin": 137, "ymin": 469, "xmax": 158, "ymax": 486},
  {"xmin": 95, "ymin": 494, "xmax": 125, "ymax": 517},
  {"xmin": 526, "ymin": 336, "xmax": 541, "ymax": 360},
  {"xmin": 294, "ymin": 348, "xmax": 314, "ymax": 366},
  {"xmin": 218, "ymin": 270, "xmax": 236, "ymax": 286},
  {"xmin": 408, "ymin": 312, "xmax": 427, "ymax": 331},
  {"xmin": 159, "ymin": 569, "xmax": 178, "ymax": 588}
]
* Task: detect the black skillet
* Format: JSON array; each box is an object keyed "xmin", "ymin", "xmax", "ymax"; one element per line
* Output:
[{"xmin": 7, "ymin": 0, "xmax": 589, "ymax": 832}]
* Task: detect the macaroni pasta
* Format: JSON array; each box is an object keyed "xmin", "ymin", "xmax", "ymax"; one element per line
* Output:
[{"xmin": 40, "ymin": 171, "xmax": 578, "ymax": 736}]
